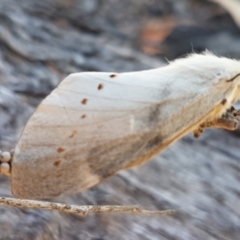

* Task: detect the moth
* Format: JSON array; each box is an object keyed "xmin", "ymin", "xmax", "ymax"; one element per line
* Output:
[{"xmin": 2, "ymin": 52, "xmax": 240, "ymax": 199}]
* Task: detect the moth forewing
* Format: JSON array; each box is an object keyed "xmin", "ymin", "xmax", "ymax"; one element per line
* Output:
[{"xmin": 11, "ymin": 53, "xmax": 240, "ymax": 199}]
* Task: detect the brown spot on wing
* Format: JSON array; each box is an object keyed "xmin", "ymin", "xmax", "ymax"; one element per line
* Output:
[
  {"xmin": 81, "ymin": 114, "xmax": 86, "ymax": 118},
  {"xmin": 69, "ymin": 130, "xmax": 78, "ymax": 138},
  {"xmin": 110, "ymin": 74, "xmax": 117, "ymax": 78},
  {"xmin": 57, "ymin": 147, "xmax": 65, "ymax": 153},
  {"xmin": 98, "ymin": 84, "xmax": 104, "ymax": 90},
  {"xmin": 221, "ymin": 98, "xmax": 227, "ymax": 105},
  {"xmin": 81, "ymin": 98, "xmax": 88, "ymax": 105},
  {"xmin": 54, "ymin": 160, "xmax": 61, "ymax": 167}
]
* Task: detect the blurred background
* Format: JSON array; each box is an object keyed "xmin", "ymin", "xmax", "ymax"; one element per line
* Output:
[{"xmin": 1, "ymin": 0, "xmax": 240, "ymax": 239}]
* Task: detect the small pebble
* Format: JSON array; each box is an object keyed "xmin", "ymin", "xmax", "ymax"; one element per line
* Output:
[
  {"xmin": 0, "ymin": 163, "xmax": 11, "ymax": 176},
  {"xmin": 1, "ymin": 152, "xmax": 11, "ymax": 162}
]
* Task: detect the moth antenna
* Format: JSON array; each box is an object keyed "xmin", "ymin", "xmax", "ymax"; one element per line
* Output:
[
  {"xmin": 0, "ymin": 149, "xmax": 12, "ymax": 176},
  {"xmin": 226, "ymin": 73, "xmax": 240, "ymax": 82}
]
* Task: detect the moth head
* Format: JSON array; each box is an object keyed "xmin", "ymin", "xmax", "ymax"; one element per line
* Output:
[{"xmin": 171, "ymin": 52, "xmax": 240, "ymax": 84}]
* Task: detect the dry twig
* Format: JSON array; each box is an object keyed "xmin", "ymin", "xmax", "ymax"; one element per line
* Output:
[{"xmin": 0, "ymin": 197, "xmax": 175, "ymax": 216}]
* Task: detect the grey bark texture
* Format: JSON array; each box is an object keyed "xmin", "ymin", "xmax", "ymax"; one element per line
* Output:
[{"xmin": 1, "ymin": 0, "xmax": 240, "ymax": 239}]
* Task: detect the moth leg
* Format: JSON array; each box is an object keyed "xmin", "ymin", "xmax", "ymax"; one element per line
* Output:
[
  {"xmin": 193, "ymin": 106, "xmax": 240, "ymax": 138},
  {"xmin": 193, "ymin": 125, "xmax": 204, "ymax": 138},
  {"xmin": 217, "ymin": 106, "xmax": 240, "ymax": 130},
  {"xmin": 226, "ymin": 106, "xmax": 240, "ymax": 121},
  {"xmin": 206, "ymin": 118, "xmax": 239, "ymax": 130},
  {"xmin": 0, "ymin": 149, "xmax": 12, "ymax": 176}
]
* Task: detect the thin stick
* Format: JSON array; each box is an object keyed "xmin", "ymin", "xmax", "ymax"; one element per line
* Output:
[{"xmin": 0, "ymin": 197, "xmax": 175, "ymax": 216}]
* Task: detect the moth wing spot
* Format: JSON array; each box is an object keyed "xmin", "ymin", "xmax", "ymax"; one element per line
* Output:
[
  {"xmin": 221, "ymin": 98, "xmax": 227, "ymax": 105},
  {"xmin": 57, "ymin": 147, "xmax": 65, "ymax": 153},
  {"xmin": 110, "ymin": 74, "xmax": 117, "ymax": 78},
  {"xmin": 54, "ymin": 160, "xmax": 61, "ymax": 167},
  {"xmin": 81, "ymin": 114, "xmax": 86, "ymax": 118},
  {"xmin": 98, "ymin": 84, "xmax": 104, "ymax": 90},
  {"xmin": 69, "ymin": 130, "xmax": 78, "ymax": 138},
  {"xmin": 81, "ymin": 98, "xmax": 88, "ymax": 105}
]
